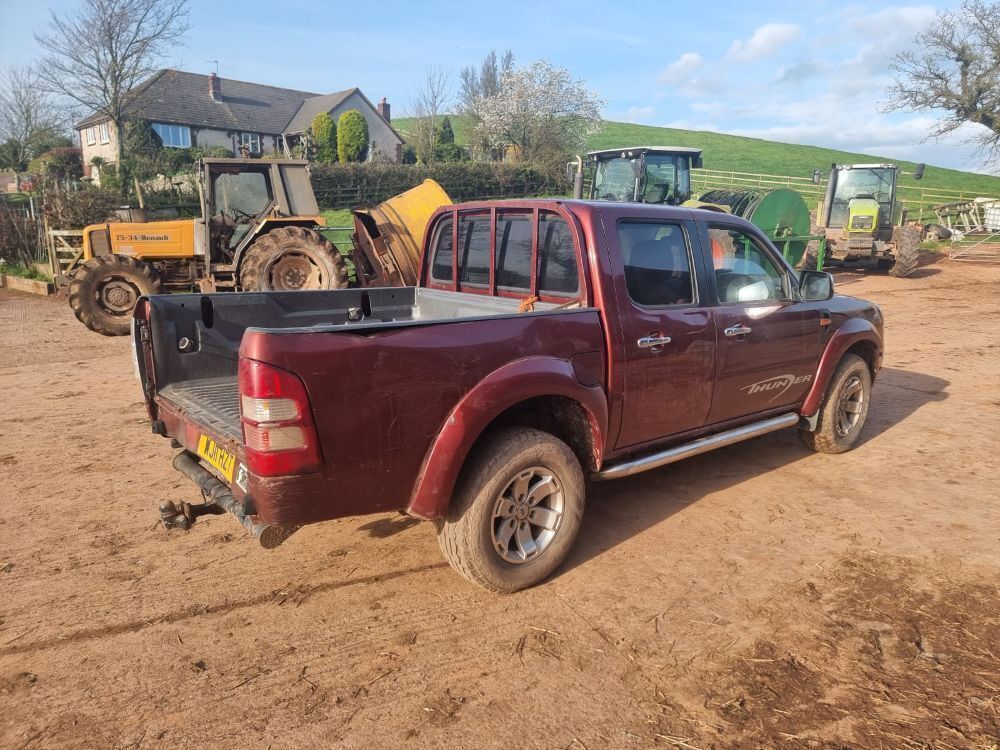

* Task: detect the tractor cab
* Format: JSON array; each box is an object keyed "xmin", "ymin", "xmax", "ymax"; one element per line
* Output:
[
  {"xmin": 199, "ymin": 158, "xmax": 323, "ymax": 263},
  {"xmin": 585, "ymin": 147, "xmax": 703, "ymax": 205},
  {"xmin": 821, "ymin": 164, "xmax": 901, "ymax": 240}
]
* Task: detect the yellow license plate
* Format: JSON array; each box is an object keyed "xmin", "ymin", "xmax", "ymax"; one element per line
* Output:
[{"xmin": 196, "ymin": 434, "xmax": 236, "ymax": 482}]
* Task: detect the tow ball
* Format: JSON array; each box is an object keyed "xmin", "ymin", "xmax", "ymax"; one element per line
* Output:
[{"xmin": 158, "ymin": 498, "xmax": 225, "ymax": 530}]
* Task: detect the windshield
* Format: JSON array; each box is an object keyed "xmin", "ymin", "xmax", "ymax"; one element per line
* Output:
[
  {"xmin": 211, "ymin": 170, "xmax": 272, "ymax": 219},
  {"xmin": 591, "ymin": 153, "xmax": 692, "ymax": 204},
  {"xmin": 592, "ymin": 157, "xmax": 638, "ymax": 201},
  {"xmin": 829, "ymin": 167, "xmax": 895, "ymax": 227}
]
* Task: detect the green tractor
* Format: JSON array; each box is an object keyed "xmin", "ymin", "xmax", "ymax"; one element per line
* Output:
[
  {"xmin": 569, "ymin": 146, "xmax": 820, "ymax": 268},
  {"xmin": 571, "ymin": 146, "xmax": 704, "ymax": 204},
  {"xmin": 812, "ymin": 163, "xmax": 925, "ymax": 277}
]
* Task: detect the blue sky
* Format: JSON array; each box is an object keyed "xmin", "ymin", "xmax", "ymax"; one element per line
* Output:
[{"xmin": 2, "ymin": 0, "xmax": 991, "ymax": 172}]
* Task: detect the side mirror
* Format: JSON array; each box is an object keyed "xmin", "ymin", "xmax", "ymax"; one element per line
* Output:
[
  {"xmin": 799, "ymin": 270, "xmax": 834, "ymax": 301},
  {"xmin": 812, "ymin": 169, "xmax": 822, "ymax": 184},
  {"xmin": 914, "ymin": 163, "xmax": 925, "ymax": 180}
]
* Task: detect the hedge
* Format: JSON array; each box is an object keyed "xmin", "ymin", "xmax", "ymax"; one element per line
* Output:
[
  {"xmin": 310, "ymin": 162, "xmax": 567, "ymax": 210},
  {"xmin": 337, "ymin": 110, "xmax": 369, "ymax": 163}
]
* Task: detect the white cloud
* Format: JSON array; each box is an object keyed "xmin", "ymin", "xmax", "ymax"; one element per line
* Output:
[
  {"xmin": 726, "ymin": 23, "xmax": 801, "ymax": 63},
  {"xmin": 622, "ymin": 105, "xmax": 655, "ymax": 123},
  {"xmin": 657, "ymin": 52, "xmax": 724, "ymax": 97},
  {"xmin": 658, "ymin": 52, "xmax": 703, "ymax": 85},
  {"xmin": 773, "ymin": 60, "xmax": 824, "ymax": 85}
]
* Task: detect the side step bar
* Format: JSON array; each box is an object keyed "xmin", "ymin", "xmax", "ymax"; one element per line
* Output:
[
  {"xmin": 172, "ymin": 451, "xmax": 298, "ymax": 549},
  {"xmin": 592, "ymin": 413, "xmax": 800, "ymax": 482}
]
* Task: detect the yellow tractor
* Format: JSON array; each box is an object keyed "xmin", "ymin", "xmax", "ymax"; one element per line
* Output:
[
  {"xmin": 64, "ymin": 158, "xmax": 450, "ymax": 335},
  {"xmin": 67, "ymin": 158, "xmax": 345, "ymax": 334}
]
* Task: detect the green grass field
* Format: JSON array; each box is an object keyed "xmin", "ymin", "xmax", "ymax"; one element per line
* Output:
[{"xmin": 394, "ymin": 116, "xmax": 1000, "ymax": 197}]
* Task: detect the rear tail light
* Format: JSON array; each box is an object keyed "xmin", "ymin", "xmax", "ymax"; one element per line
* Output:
[{"xmin": 238, "ymin": 358, "xmax": 321, "ymax": 477}]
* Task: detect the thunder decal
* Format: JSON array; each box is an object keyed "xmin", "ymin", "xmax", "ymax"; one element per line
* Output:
[{"xmin": 740, "ymin": 373, "xmax": 813, "ymax": 401}]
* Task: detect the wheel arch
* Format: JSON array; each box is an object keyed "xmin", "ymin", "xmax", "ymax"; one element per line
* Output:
[
  {"xmin": 406, "ymin": 357, "xmax": 608, "ymax": 520},
  {"xmin": 800, "ymin": 319, "xmax": 882, "ymax": 417}
]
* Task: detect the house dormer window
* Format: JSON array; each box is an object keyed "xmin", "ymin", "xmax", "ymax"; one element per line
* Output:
[
  {"xmin": 239, "ymin": 132, "xmax": 261, "ymax": 154},
  {"xmin": 151, "ymin": 122, "xmax": 192, "ymax": 148}
]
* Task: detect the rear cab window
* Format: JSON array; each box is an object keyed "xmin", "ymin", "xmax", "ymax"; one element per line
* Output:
[
  {"xmin": 617, "ymin": 219, "xmax": 696, "ymax": 307},
  {"xmin": 427, "ymin": 207, "xmax": 583, "ymax": 302}
]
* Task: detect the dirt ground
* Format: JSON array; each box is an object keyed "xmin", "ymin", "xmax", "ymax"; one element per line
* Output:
[{"xmin": 1, "ymin": 259, "xmax": 998, "ymax": 750}]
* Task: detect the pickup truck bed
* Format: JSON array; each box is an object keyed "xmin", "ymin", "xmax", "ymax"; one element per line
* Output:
[{"xmin": 142, "ymin": 286, "xmax": 578, "ymax": 441}]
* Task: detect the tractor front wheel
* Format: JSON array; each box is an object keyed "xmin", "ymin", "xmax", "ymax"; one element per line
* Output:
[
  {"xmin": 68, "ymin": 255, "xmax": 162, "ymax": 336},
  {"xmin": 238, "ymin": 227, "xmax": 348, "ymax": 292},
  {"xmin": 888, "ymin": 226, "xmax": 920, "ymax": 278}
]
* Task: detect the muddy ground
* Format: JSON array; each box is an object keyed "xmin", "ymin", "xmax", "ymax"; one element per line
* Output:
[{"xmin": 1, "ymin": 260, "xmax": 998, "ymax": 749}]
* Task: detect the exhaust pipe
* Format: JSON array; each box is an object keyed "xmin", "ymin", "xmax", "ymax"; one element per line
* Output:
[
  {"xmin": 171, "ymin": 451, "xmax": 297, "ymax": 549},
  {"xmin": 592, "ymin": 413, "xmax": 799, "ymax": 481}
]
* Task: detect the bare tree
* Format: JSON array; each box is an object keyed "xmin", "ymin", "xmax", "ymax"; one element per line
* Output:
[
  {"xmin": 0, "ymin": 66, "xmax": 65, "ymax": 174},
  {"xmin": 409, "ymin": 67, "xmax": 452, "ymax": 164},
  {"xmin": 886, "ymin": 0, "xmax": 1000, "ymax": 164},
  {"xmin": 458, "ymin": 49, "xmax": 514, "ymax": 117},
  {"xmin": 35, "ymin": 0, "xmax": 190, "ymax": 173}
]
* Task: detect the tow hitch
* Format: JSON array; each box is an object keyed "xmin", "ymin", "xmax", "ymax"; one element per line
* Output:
[{"xmin": 163, "ymin": 451, "xmax": 298, "ymax": 549}]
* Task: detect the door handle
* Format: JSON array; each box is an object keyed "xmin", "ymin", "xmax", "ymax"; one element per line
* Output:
[
  {"xmin": 724, "ymin": 324, "xmax": 752, "ymax": 337},
  {"xmin": 637, "ymin": 334, "xmax": 672, "ymax": 349}
]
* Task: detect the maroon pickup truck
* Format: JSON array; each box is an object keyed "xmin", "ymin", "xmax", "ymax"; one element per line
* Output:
[{"xmin": 134, "ymin": 199, "xmax": 883, "ymax": 592}]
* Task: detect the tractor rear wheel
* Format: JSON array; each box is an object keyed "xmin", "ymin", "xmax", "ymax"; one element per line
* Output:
[
  {"xmin": 238, "ymin": 227, "xmax": 348, "ymax": 292},
  {"xmin": 68, "ymin": 255, "xmax": 161, "ymax": 336},
  {"xmin": 888, "ymin": 226, "xmax": 920, "ymax": 278}
]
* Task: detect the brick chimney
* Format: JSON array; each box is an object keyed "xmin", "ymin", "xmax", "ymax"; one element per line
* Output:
[
  {"xmin": 209, "ymin": 72, "xmax": 221, "ymax": 101},
  {"xmin": 376, "ymin": 97, "xmax": 390, "ymax": 122}
]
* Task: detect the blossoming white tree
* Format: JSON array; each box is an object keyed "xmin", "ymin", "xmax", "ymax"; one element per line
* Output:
[{"xmin": 475, "ymin": 60, "xmax": 605, "ymax": 164}]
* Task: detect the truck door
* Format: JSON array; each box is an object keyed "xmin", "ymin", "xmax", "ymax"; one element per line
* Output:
[
  {"xmin": 611, "ymin": 217, "xmax": 717, "ymax": 449},
  {"xmin": 702, "ymin": 221, "xmax": 827, "ymax": 425}
]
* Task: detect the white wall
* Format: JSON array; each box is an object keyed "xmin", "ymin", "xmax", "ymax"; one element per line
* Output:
[
  {"xmin": 329, "ymin": 91, "xmax": 403, "ymax": 162},
  {"xmin": 78, "ymin": 121, "xmax": 119, "ymax": 184}
]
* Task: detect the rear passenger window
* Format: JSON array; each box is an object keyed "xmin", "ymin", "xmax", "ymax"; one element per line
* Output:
[
  {"xmin": 495, "ymin": 211, "xmax": 532, "ymax": 291},
  {"xmin": 617, "ymin": 220, "xmax": 694, "ymax": 306},
  {"xmin": 457, "ymin": 213, "xmax": 490, "ymax": 287},
  {"xmin": 429, "ymin": 216, "xmax": 454, "ymax": 283},
  {"xmin": 537, "ymin": 212, "xmax": 578, "ymax": 296}
]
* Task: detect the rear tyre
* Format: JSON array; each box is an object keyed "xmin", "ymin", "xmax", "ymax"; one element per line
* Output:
[
  {"xmin": 888, "ymin": 226, "xmax": 920, "ymax": 278},
  {"xmin": 238, "ymin": 226, "xmax": 348, "ymax": 291},
  {"xmin": 68, "ymin": 255, "xmax": 161, "ymax": 336},
  {"xmin": 435, "ymin": 427, "xmax": 585, "ymax": 593},
  {"xmin": 800, "ymin": 353, "xmax": 872, "ymax": 454}
]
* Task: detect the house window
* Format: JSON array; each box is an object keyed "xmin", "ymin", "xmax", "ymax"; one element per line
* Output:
[
  {"xmin": 99, "ymin": 122, "xmax": 110, "ymax": 144},
  {"xmin": 151, "ymin": 122, "xmax": 192, "ymax": 148},
  {"xmin": 239, "ymin": 132, "xmax": 261, "ymax": 154},
  {"xmin": 85, "ymin": 127, "xmax": 96, "ymax": 146}
]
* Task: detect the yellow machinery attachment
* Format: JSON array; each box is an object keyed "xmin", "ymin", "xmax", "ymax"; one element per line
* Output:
[{"xmin": 352, "ymin": 179, "xmax": 452, "ymax": 287}]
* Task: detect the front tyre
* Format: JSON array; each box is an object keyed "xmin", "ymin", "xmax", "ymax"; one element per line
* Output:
[
  {"xmin": 888, "ymin": 226, "xmax": 920, "ymax": 278},
  {"xmin": 436, "ymin": 427, "xmax": 585, "ymax": 593},
  {"xmin": 800, "ymin": 353, "xmax": 872, "ymax": 454}
]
